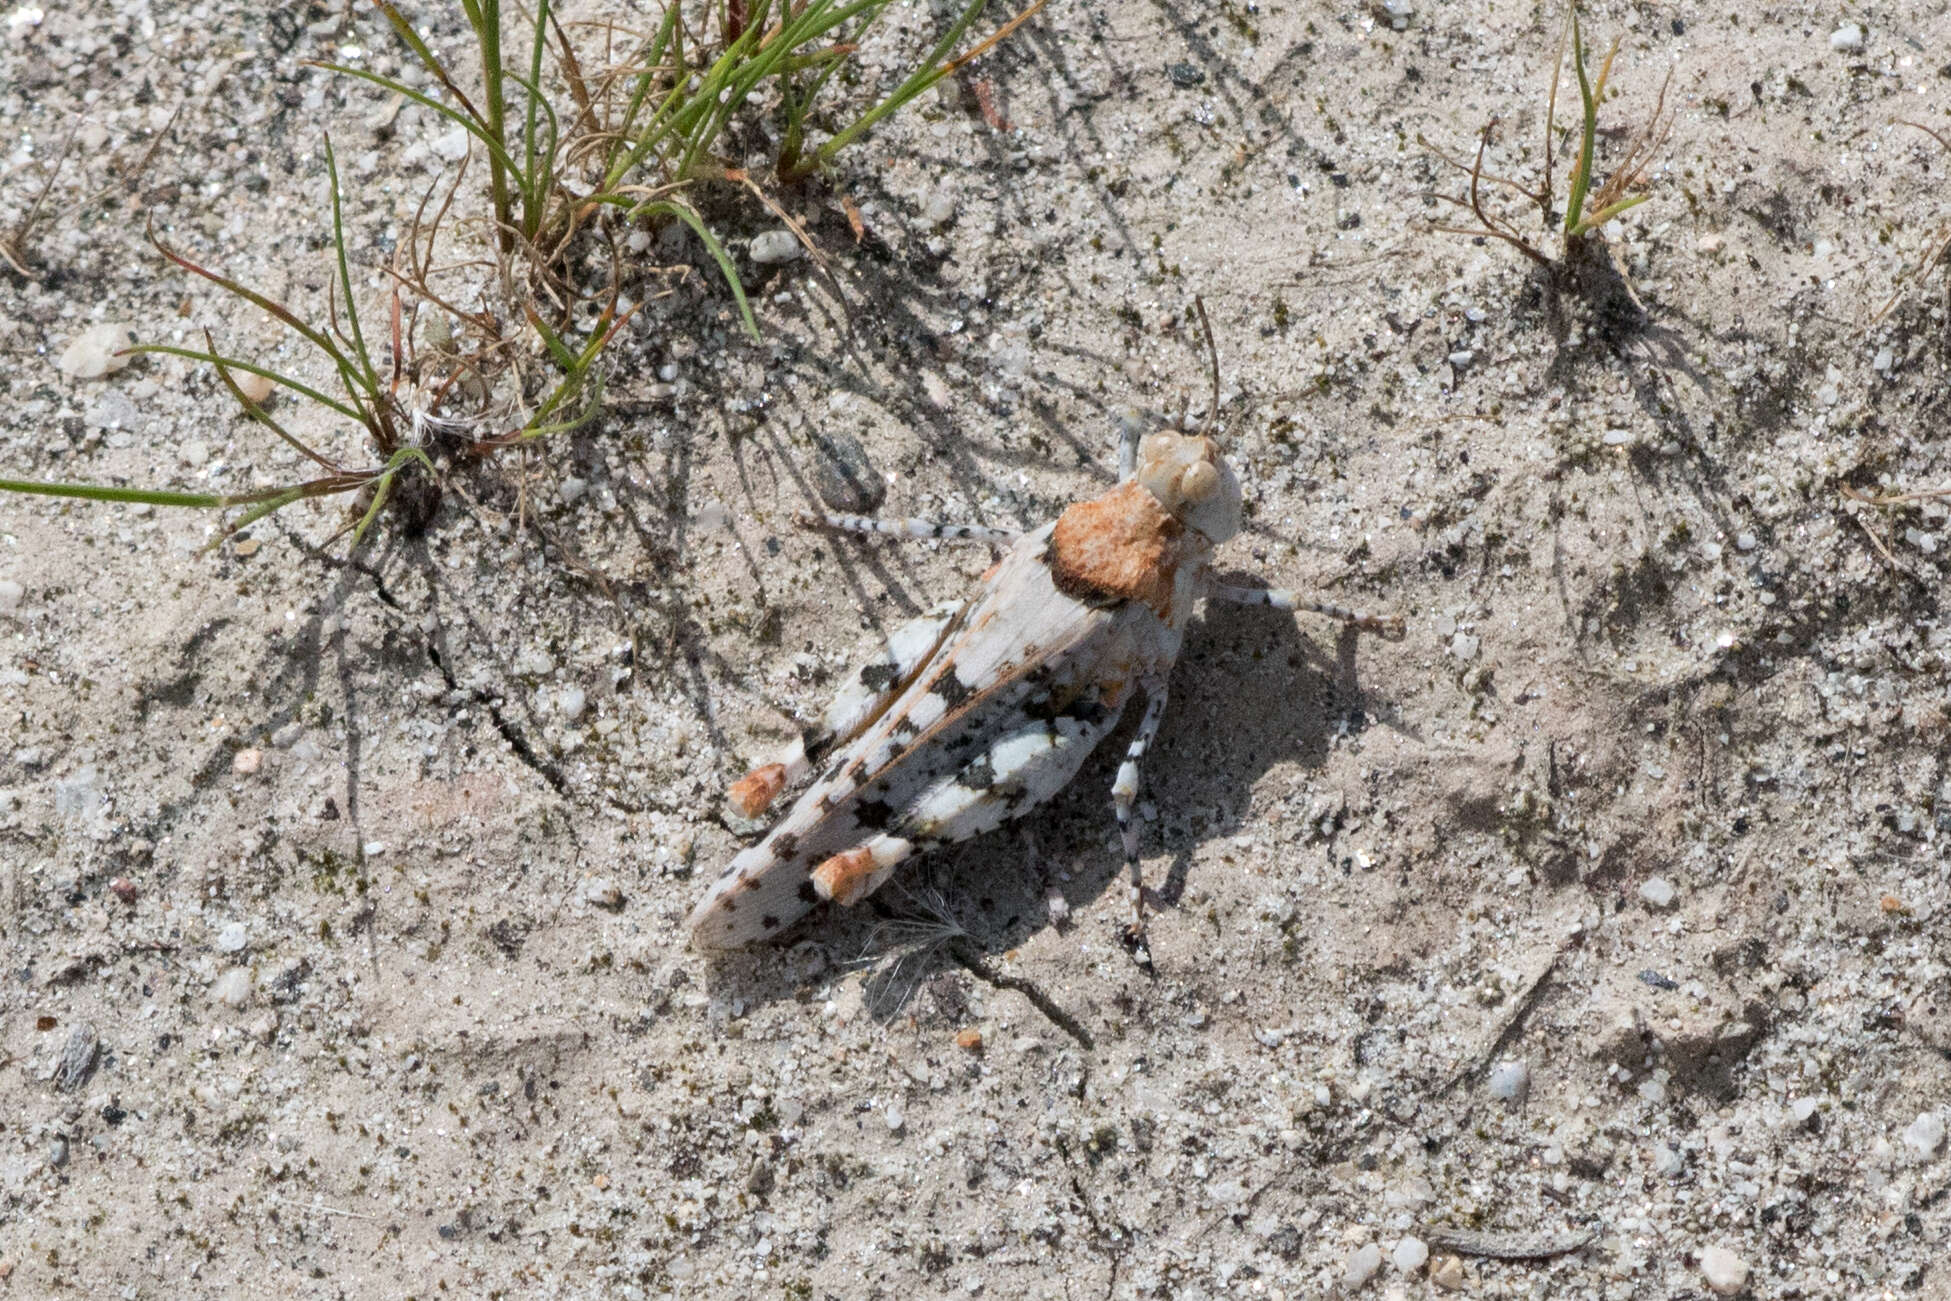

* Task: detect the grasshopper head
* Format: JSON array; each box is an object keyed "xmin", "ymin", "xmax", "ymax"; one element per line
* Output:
[{"xmin": 1137, "ymin": 430, "xmax": 1241, "ymax": 544}]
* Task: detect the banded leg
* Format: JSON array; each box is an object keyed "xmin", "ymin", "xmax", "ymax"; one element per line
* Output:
[
  {"xmin": 727, "ymin": 602, "xmax": 965, "ymax": 817},
  {"xmin": 795, "ymin": 511, "xmax": 1018, "ymax": 545},
  {"xmin": 1211, "ymin": 583, "xmax": 1405, "ymax": 637},
  {"xmin": 1112, "ymin": 680, "xmax": 1171, "ymax": 954}
]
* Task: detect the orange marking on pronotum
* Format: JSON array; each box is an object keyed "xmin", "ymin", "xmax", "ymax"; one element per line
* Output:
[{"xmin": 1047, "ymin": 481, "xmax": 1184, "ymax": 619}]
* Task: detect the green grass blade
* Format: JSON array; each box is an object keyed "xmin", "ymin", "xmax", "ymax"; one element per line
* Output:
[
  {"xmin": 0, "ymin": 478, "xmax": 243, "ymax": 509},
  {"xmin": 126, "ymin": 345, "xmax": 373, "ymax": 426},
  {"xmin": 373, "ymin": 1, "xmax": 490, "ymax": 129},
  {"xmin": 323, "ymin": 137, "xmax": 377, "ymax": 389},
  {"xmin": 1570, "ymin": 192, "xmax": 1651, "ymax": 236},
  {"xmin": 203, "ymin": 342, "xmax": 345, "ymax": 473},
  {"xmin": 524, "ymin": 0, "xmax": 552, "ymax": 238},
  {"xmin": 1563, "ymin": 8, "xmax": 1597, "ymax": 235},
  {"xmin": 604, "ymin": 4, "xmax": 683, "ymax": 186},
  {"xmin": 632, "ymin": 198, "xmax": 759, "ymax": 340},
  {"xmin": 802, "ymin": 0, "xmax": 988, "ymax": 177},
  {"xmin": 149, "ymin": 219, "xmax": 376, "ymax": 401},
  {"xmin": 350, "ymin": 469, "xmax": 397, "ymax": 547},
  {"xmin": 216, "ymin": 487, "xmax": 312, "ymax": 541},
  {"xmin": 503, "ymin": 67, "xmax": 563, "ymax": 240}
]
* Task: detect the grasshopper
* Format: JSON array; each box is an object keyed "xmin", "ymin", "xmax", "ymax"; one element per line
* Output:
[{"xmin": 690, "ymin": 313, "xmax": 1400, "ymax": 958}]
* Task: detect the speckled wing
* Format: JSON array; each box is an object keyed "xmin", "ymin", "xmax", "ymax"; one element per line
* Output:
[{"xmin": 688, "ymin": 521, "xmax": 1171, "ymax": 949}]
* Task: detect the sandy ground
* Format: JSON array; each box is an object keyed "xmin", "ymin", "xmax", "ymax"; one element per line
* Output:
[{"xmin": 5, "ymin": 0, "xmax": 1951, "ymax": 1296}]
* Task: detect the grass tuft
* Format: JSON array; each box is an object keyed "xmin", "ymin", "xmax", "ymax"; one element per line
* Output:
[
  {"xmin": 1419, "ymin": 2, "xmax": 1672, "ymax": 274},
  {"xmin": 6, "ymin": 0, "xmax": 1044, "ymax": 547}
]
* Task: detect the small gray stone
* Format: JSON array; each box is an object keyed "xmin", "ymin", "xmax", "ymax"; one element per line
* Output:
[
  {"xmin": 55, "ymin": 1025, "xmax": 100, "ymax": 1092},
  {"xmin": 1639, "ymin": 877, "xmax": 1677, "ymax": 910},
  {"xmin": 213, "ymin": 967, "xmax": 252, "ymax": 1008},
  {"xmin": 1167, "ymin": 63, "xmax": 1204, "ymax": 88},
  {"xmin": 1343, "ymin": 1242, "xmax": 1382, "ymax": 1290},
  {"xmin": 922, "ymin": 185, "xmax": 957, "ymax": 226},
  {"xmin": 809, "ymin": 430, "xmax": 886, "ymax": 515},
  {"xmin": 749, "ymin": 230, "xmax": 802, "ymax": 265},
  {"xmin": 1699, "ymin": 1245, "xmax": 1749, "ymax": 1295},
  {"xmin": 1487, "ymin": 1059, "xmax": 1530, "ymax": 1105},
  {"xmin": 580, "ymin": 876, "xmax": 622, "ymax": 910},
  {"xmin": 1903, "ymin": 1111, "xmax": 1945, "ymax": 1159}
]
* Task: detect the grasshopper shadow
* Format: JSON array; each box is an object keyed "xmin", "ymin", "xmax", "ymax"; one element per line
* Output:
[{"xmin": 696, "ymin": 594, "xmax": 1393, "ymax": 1015}]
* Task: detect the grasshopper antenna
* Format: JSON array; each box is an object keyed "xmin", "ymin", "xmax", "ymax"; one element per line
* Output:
[{"xmin": 1192, "ymin": 296, "xmax": 1219, "ymax": 435}]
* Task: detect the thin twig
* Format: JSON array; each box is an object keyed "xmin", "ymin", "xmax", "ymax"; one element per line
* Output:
[{"xmin": 1842, "ymin": 483, "xmax": 1951, "ymax": 507}]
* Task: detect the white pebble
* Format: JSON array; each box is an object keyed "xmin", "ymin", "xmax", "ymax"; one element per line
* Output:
[
  {"xmin": 749, "ymin": 230, "xmax": 802, "ymax": 265},
  {"xmin": 1638, "ymin": 877, "xmax": 1677, "ymax": 910},
  {"xmin": 1699, "ymin": 1245, "xmax": 1749, "ymax": 1295},
  {"xmin": 1487, "ymin": 1060, "xmax": 1530, "ymax": 1104},
  {"xmin": 1873, "ymin": 346, "xmax": 1894, "ymax": 373},
  {"xmin": 884, "ymin": 1105, "xmax": 905, "ymax": 1133},
  {"xmin": 1446, "ymin": 349, "xmax": 1474, "ymax": 368},
  {"xmin": 1392, "ymin": 1236, "xmax": 1429, "ymax": 1273},
  {"xmin": 922, "ymin": 185, "xmax": 957, "ymax": 225},
  {"xmin": 1343, "ymin": 1242, "xmax": 1382, "ymax": 1290},
  {"xmin": 1903, "ymin": 1111, "xmax": 1945, "ymax": 1158},
  {"xmin": 57, "ymin": 323, "xmax": 138, "ymax": 379},
  {"xmin": 0, "ymin": 579, "xmax": 21, "ymax": 611},
  {"xmin": 558, "ymin": 476, "xmax": 588, "ymax": 504},
  {"xmin": 1734, "ymin": 532, "xmax": 1756, "ymax": 552},
  {"xmin": 216, "ymin": 922, "xmax": 248, "ymax": 953},
  {"xmin": 1828, "ymin": 22, "xmax": 1863, "ymax": 51},
  {"xmin": 232, "ymin": 748, "xmax": 263, "ymax": 775},
  {"xmin": 558, "ymin": 685, "xmax": 587, "ymax": 722},
  {"xmin": 432, "ymin": 127, "xmax": 470, "ymax": 161},
  {"xmin": 212, "ymin": 967, "xmax": 252, "ymax": 1007},
  {"xmin": 1375, "ymin": 0, "xmax": 1412, "ymax": 29}
]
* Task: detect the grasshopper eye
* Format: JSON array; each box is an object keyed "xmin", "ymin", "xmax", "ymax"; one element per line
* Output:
[{"xmin": 1179, "ymin": 461, "xmax": 1220, "ymax": 503}]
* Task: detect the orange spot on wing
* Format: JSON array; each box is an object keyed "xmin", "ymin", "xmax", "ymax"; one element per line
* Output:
[
  {"xmin": 1047, "ymin": 480, "xmax": 1183, "ymax": 618},
  {"xmin": 728, "ymin": 763, "xmax": 788, "ymax": 818},
  {"xmin": 812, "ymin": 848, "xmax": 877, "ymax": 906}
]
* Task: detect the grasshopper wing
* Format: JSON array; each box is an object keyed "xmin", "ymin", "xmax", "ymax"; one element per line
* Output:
[{"xmin": 688, "ymin": 520, "xmax": 1173, "ymax": 948}]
